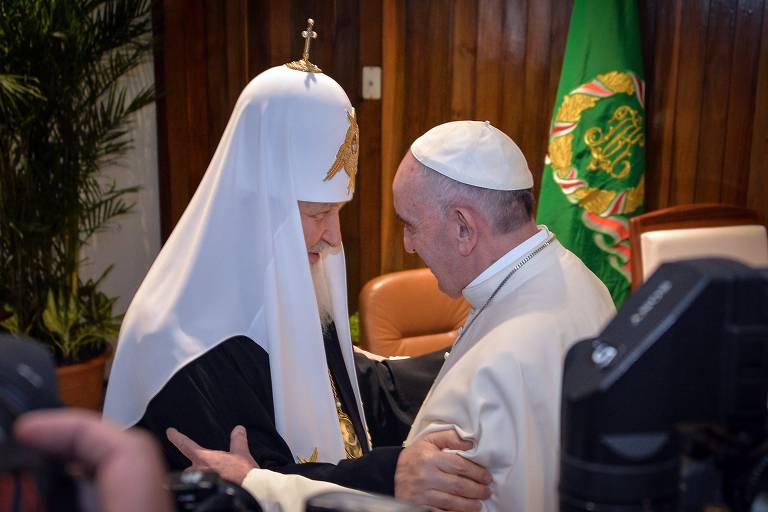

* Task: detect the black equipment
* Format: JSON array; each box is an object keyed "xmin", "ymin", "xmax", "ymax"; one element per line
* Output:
[
  {"xmin": 560, "ymin": 258, "xmax": 768, "ymax": 511},
  {"xmin": 0, "ymin": 333, "xmax": 78, "ymax": 511},
  {"xmin": 0, "ymin": 331, "xmax": 263, "ymax": 512},
  {"xmin": 168, "ymin": 470, "xmax": 263, "ymax": 512}
]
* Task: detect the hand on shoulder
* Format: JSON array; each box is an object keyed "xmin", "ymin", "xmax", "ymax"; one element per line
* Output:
[{"xmin": 395, "ymin": 429, "xmax": 492, "ymax": 512}]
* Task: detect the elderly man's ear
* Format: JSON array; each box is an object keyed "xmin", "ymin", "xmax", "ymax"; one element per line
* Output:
[{"xmin": 455, "ymin": 208, "xmax": 478, "ymax": 256}]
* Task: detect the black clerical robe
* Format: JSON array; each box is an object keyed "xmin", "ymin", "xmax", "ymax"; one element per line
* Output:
[{"xmin": 137, "ymin": 326, "xmax": 443, "ymax": 495}]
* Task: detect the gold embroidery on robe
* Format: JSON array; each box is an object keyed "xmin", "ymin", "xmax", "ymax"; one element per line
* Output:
[{"xmin": 297, "ymin": 447, "xmax": 319, "ymax": 464}]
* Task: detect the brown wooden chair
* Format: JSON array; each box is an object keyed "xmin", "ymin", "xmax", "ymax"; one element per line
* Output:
[
  {"xmin": 628, "ymin": 203, "xmax": 768, "ymax": 289},
  {"xmin": 358, "ymin": 268, "xmax": 471, "ymax": 357}
]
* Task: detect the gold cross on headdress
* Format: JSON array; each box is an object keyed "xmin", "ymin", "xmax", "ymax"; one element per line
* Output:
[
  {"xmin": 301, "ymin": 19, "xmax": 317, "ymax": 61},
  {"xmin": 286, "ymin": 18, "xmax": 323, "ymax": 74}
]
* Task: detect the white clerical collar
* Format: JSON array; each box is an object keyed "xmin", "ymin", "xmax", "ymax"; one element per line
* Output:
[{"xmin": 462, "ymin": 226, "xmax": 550, "ymax": 308}]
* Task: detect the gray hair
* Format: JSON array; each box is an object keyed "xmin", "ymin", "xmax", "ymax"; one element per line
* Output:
[{"xmin": 415, "ymin": 162, "xmax": 534, "ymax": 234}]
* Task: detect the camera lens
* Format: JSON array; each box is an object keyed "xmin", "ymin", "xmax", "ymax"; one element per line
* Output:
[{"xmin": 0, "ymin": 333, "xmax": 61, "ymax": 435}]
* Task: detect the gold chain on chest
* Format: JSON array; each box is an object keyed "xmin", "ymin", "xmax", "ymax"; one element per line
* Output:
[{"xmin": 453, "ymin": 234, "xmax": 556, "ymax": 350}]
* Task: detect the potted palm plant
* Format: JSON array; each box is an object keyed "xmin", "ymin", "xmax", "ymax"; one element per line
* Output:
[{"xmin": 0, "ymin": 0, "xmax": 155, "ymax": 409}]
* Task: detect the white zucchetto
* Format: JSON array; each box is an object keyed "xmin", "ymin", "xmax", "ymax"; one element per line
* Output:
[{"xmin": 410, "ymin": 120, "xmax": 533, "ymax": 191}]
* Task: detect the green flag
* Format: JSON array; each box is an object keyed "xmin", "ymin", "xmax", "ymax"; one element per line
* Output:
[{"xmin": 536, "ymin": 0, "xmax": 645, "ymax": 306}]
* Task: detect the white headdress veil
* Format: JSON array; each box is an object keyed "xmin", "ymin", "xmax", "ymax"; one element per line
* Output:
[{"xmin": 103, "ymin": 65, "xmax": 369, "ymax": 463}]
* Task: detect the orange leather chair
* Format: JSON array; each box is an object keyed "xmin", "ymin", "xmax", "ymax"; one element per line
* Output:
[
  {"xmin": 628, "ymin": 203, "xmax": 768, "ymax": 289},
  {"xmin": 358, "ymin": 268, "xmax": 471, "ymax": 357}
]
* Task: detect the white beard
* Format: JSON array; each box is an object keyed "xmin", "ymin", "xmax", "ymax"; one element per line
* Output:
[{"xmin": 310, "ymin": 258, "xmax": 334, "ymax": 330}]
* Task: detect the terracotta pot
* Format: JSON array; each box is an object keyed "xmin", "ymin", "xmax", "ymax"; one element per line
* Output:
[{"xmin": 56, "ymin": 349, "xmax": 109, "ymax": 411}]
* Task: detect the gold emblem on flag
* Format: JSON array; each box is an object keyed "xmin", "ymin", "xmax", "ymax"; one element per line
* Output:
[
  {"xmin": 547, "ymin": 70, "xmax": 645, "ymax": 217},
  {"xmin": 324, "ymin": 109, "xmax": 359, "ymax": 194},
  {"xmin": 585, "ymin": 105, "xmax": 644, "ymax": 180}
]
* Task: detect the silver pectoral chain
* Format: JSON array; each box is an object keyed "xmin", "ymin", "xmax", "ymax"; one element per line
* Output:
[{"xmin": 451, "ymin": 234, "xmax": 556, "ymax": 350}]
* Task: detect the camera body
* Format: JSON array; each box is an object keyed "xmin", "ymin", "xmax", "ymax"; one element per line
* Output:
[
  {"xmin": 0, "ymin": 333, "xmax": 79, "ymax": 512},
  {"xmin": 560, "ymin": 259, "xmax": 768, "ymax": 511},
  {"xmin": 168, "ymin": 470, "xmax": 263, "ymax": 512}
]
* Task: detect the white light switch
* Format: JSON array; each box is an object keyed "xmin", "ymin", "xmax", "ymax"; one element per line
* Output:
[{"xmin": 362, "ymin": 66, "xmax": 381, "ymax": 100}]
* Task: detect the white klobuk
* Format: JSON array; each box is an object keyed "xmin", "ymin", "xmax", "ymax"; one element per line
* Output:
[{"xmin": 104, "ymin": 65, "xmax": 369, "ymax": 464}]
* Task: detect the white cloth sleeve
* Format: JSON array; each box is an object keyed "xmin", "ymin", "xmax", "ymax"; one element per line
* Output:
[
  {"xmin": 241, "ymin": 468, "xmax": 366, "ymax": 512},
  {"xmin": 407, "ymin": 339, "xmax": 558, "ymax": 511}
]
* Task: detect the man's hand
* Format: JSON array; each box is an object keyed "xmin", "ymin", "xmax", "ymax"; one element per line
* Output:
[
  {"xmin": 166, "ymin": 425, "xmax": 259, "ymax": 484},
  {"xmin": 15, "ymin": 409, "xmax": 173, "ymax": 512},
  {"xmin": 395, "ymin": 429, "xmax": 492, "ymax": 512}
]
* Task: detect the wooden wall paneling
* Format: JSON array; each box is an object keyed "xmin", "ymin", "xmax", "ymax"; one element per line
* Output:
[
  {"xmin": 152, "ymin": 0, "xmax": 171, "ymax": 238},
  {"xmin": 748, "ymin": 0, "xmax": 768, "ymax": 224},
  {"xmin": 387, "ymin": 0, "xmax": 456, "ymax": 273},
  {"xmin": 381, "ymin": 0, "xmax": 407, "ymax": 274},
  {"xmin": 357, "ymin": 0, "xmax": 383, "ymax": 299},
  {"xmin": 643, "ymin": 0, "xmax": 682, "ymax": 211},
  {"xmin": 720, "ymin": 0, "xmax": 765, "ymax": 205},
  {"xmin": 204, "ymin": 0, "xmax": 230, "ymax": 157},
  {"xmin": 155, "ymin": 0, "xmax": 212, "ymax": 234},
  {"xmin": 425, "ymin": 2, "xmax": 454, "ymax": 127},
  {"xmin": 450, "ymin": 0, "xmax": 478, "ymax": 120},
  {"xmin": 542, "ymin": 0, "xmax": 572, "ymax": 190},
  {"xmin": 225, "ymin": 1, "xmax": 249, "ymax": 102},
  {"xmin": 669, "ymin": 0, "xmax": 710, "ymax": 205},
  {"xmin": 695, "ymin": 0, "xmax": 737, "ymax": 203},
  {"xmin": 638, "ymin": 0, "xmax": 658, "ymax": 85},
  {"xmin": 182, "ymin": 2, "xmax": 211, "ymax": 204},
  {"xmin": 387, "ymin": 0, "xmax": 431, "ymax": 272},
  {"xmin": 156, "ymin": 0, "xmax": 182, "ymax": 237},
  {"xmin": 398, "ymin": 0, "xmax": 432, "ymax": 271},
  {"xmin": 475, "ymin": 0, "xmax": 503, "ymax": 125},
  {"xmin": 268, "ymin": 1, "xmax": 294, "ymax": 67},
  {"xmin": 498, "ymin": 0, "xmax": 528, "ymax": 142},
  {"xmin": 402, "ymin": 0, "xmax": 429, "ymax": 152},
  {"xmin": 636, "ymin": 0, "xmax": 657, "ymax": 210},
  {"xmin": 245, "ymin": 0, "xmax": 272, "ymax": 78},
  {"xmin": 329, "ymin": 0, "xmax": 364, "ymax": 310},
  {"xmin": 332, "ymin": 1, "xmax": 360, "ymax": 92},
  {"xmin": 520, "ymin": 0, "xmax": 552, "ymax": 189},
  {"xmin": 545, "ymin": 1, "xmax": 570, "ymax": 116}
]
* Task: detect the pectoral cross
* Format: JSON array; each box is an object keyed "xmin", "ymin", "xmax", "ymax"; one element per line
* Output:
[{"xmin": 301, "ymin": 19, "xmax": 317, "ymax": 62}]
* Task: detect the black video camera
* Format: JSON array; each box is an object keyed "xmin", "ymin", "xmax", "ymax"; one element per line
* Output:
[
  {"xmin": 168, "ymin": 470, "xmax": 263, "ymax": 512},
  {"xmin": 561, "ymin": 258, "xmax": 768, "ymax": 511}
]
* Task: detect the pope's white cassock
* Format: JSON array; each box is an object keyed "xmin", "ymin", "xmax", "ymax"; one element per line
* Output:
[{"xmin": 405, "ymin": 227, "xmax": 615, "ymax": 511}]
